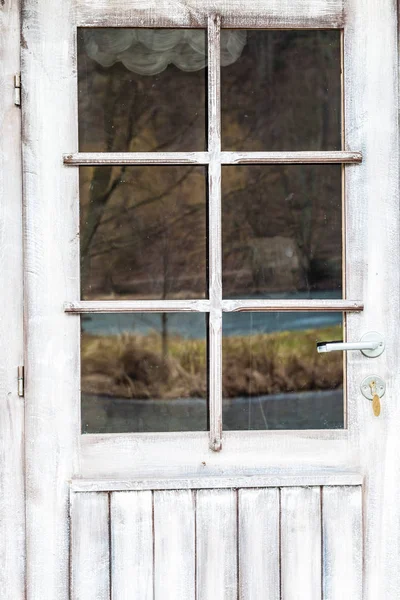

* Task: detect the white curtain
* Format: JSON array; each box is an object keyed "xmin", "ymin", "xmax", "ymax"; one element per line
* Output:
[{"xmin": 83, "ymin": 29, "xmax": 247, "ymax": 75}]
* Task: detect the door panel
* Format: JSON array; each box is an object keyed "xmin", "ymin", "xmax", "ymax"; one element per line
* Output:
[{"xmin": 70, "ymin": 483, "xmax": 362, "ymax": 600}]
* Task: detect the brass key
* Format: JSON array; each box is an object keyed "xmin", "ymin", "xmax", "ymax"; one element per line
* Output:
[{"xmin": 369, "ymin": 380, "xmax": 381, "ymax": 417}]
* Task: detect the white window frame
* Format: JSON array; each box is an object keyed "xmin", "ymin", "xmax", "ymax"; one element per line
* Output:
[{"xmin": 64, "ymin": 8, "xmax": 362, "ymax": 456}]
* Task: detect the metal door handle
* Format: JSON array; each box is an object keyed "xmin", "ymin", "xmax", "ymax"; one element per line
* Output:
[{"xmin": 316, "ymin": 331, "xmax": 385, "ymax": 357}]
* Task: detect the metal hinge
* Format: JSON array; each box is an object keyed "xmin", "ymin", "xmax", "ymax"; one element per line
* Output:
[
  {"xmin": 14, "ymin": 73, "xmax": 21, "ymax": 107},
  {"xmin": 18, "ymin": 366, "xmax": 24, "ymax": 397}
]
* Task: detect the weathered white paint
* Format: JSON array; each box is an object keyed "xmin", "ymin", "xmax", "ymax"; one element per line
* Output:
[
  {"xmin": 65, "ymin": 298, "xmax": 363, "ymax": 313},
  {"xmin": 111, "ymin": 490, "xmax": 153, "ymax": 600},
  {"xmin": 196, "ymin": 489, "xmax": 237, "ymax": 600},
  {"xmin": 153, "ymin": 490, "xmax": 196, "ymax": 600},
  {"xmin": 75, "ymin": 0, "xmax": 345, "ymax": 28},
  {"xmin": 280, "ymin": 486, "xmax": 322, "ymax": 599},
  {"xmin": 22, "ymin": 0, "xmax": 80, "ymax": 598},
  {"xmin": 65, "ymin": 299, "xmax": 210, "ymax": 313},
  {"xmin": 239, "ymin": 488, "xmax": 280, "ymax": 600},
  {"xmin": 322, "ymin": 486, "xmax": 362, "ymax": 599},
  {"xmin": 344, "ymin": 0, "xmax": 400, "ymax": 598},
  {"xmin": 70, "ymin": 492, "xmax": 110, "ymax": 600},
  {"xmin": 71, "ymin": 469, "xmax": 363, "ymax": 491},
  {"xmin": 64, "ymin": 150, "xmax": 361, "ymax": 165},
  {"xmin": 207, "ymin": 14, "xmax": 223, "ymax": 452},
  {"xmin": 79, "ymin": 429, "xmax": 354, "ymax": 479},
  {"xmin": 21, "ymin": 0, "xmax": 400, "ymax": 598},
  {"xmin": 222, "ymin": 298, "xmax": 363, "ymax": 312},
  {"xmin": 0, "ymin": 1, "xmax": 25, "ymax": 599}
]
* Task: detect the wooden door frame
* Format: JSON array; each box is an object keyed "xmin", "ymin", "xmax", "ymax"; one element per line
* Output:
[
  {"xmin": 20, "ymin": 0, "xmax": 400, "ymax": 599},
  {"xmin": 0, "ymin": 1, "xmax": 25, "ymax": 599}
]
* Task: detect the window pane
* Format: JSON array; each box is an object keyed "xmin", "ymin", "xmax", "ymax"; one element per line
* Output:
[
  {"xmin": 222, "ymin": 312, "xmax": 344, "ymax": 430},
  {"xmin": 221, "ymin": 30, "xmax": 341, "ymax": 151},
  {"xmin": 222, "ymin": 165, "xmax": 342, "ymax": 299},
  {"xmin": 81, "ymin": 313, "xmax": 208, "ymax": 433},
  {"xmin": 80, "ymin": 166, "xmax": 207, "ymax": 300},
  {"xmin": 78, "ymin": 28, "xmax": 207, "ymax": 151}
]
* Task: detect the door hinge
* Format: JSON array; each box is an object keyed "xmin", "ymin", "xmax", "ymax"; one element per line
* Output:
[
  {"xmin": 18, "ymin": 366, "xmax": 24, "ymax": 397},
  {"xmin": 14, "ymin": 73, "xmax": 21, "ymax": 107}
]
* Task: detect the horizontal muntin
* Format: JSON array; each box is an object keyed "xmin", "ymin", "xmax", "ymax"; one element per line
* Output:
[
  {"xmin": 63, "ymin": 151, "xmax": 362, "ymax": 166},
  {"xmin": 65, "ymin": 299, "xmax": 363, "ymax": 314}
]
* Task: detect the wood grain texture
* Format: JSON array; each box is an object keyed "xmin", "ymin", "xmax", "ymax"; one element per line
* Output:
[
  {"xmin": 153, "ymin": 490, "xmax": 196, "ymax": 600},
  {"xmin": 64, "ymin": 150, "xmax": 361, "ymax": 166},
  {"xmin": 65, "ymin": 299, "xmax": 210, "ymax": 313},
  {"xmin": 79, "ymin": 429, "xmax": 353, "ymax": 479},
  {"xmin": 344, "ymin": 0, "xmax": 400, "ymax": 598},
  {"xmin": 196, "ymin": 489, "xmax": 237, "ymax": 600},
  {"xmin": 75, "ymin": 0, "xmax": 345, "ymax": 28},
  {"xmin": 71, "ymin": 492, "xmax": 110, "ymax": 600},
  {"xmin": 0, "ymin": 1, "xmax": 25, "ymax": 599},
  {"xmin": 22, "ymin": 0, "xmax": 80, "ymax": 598},
  {"xmin": 72, "ymin": 469, "xmax": 363, "ymax": 492},
  {"xmin": 322, "ymin": 486, "xmax": 362, "ymax": 600},
  {"xmin": 239, "ymin": 488, "xmax": 280, "ymax": 600},
  {"xmin": 208, "ymin": 14, "xmax": 223, "ymax": 452},
  {"xmin": 110, "ymin": 491, "xmax": 153, "ymax": 600},
  {"xmin": 222, "ymin": 299, "xmax": 363, "ymax": 312},
  {"xmin": 280, "ymin": 487, "xmax": 321, "ymax": 600}
]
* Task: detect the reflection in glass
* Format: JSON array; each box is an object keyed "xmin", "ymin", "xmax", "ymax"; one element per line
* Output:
[
  {"xmin": 77, "ymin": 28, "xmax": 209, "ymax": 152},
  {"xmin": 221, "ymin": 30, "xmax": 341, "ymax": 151},
  {"xmin": 81, "ymin": 313, "xmax": 208, "ymax": 433},
  {"xmin": 222, "ymin": 165, "xmax": 342, "ymax": 299},
  {"xmin": 80, "ymin": 166, "xmax": 207, "ymax": 300},
  {"xmin": 222, "ymin": 312, "xmax": 344, "ymax": 430}
]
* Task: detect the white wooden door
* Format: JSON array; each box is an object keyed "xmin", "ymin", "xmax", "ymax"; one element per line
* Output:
[{"xmin": 22, "ymin": 0, "xmax": 399, "ymax": 598}]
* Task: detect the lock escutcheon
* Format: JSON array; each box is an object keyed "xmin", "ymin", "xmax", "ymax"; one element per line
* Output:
[{"xmin": 360, "ymin": 375, "xmax": 386, "ymax": 400}]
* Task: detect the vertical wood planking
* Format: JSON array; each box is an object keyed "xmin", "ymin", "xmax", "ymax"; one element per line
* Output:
[
  {"xmin": 322, "ymin": 486, "xmax": 362, "ymax": 600},
  {"xmin": 208, "ymin": 14, "xmax": 223, "ymax": 451},
  {"xmin": 154, "ymin": 490, "xmax": 195, "ymax": 600},
  {"xmin": 238, "ymin": 488, "xmax": 280, "ymax": 600},
  {"xmin": 196, "ymin": 489, "xmax": 237, "ymax": 600},
  {"xmin": 280, "ymin": 486, "xmax": 321, "ymax": 600},
  {"xmin": 110, "ymin": 491, "xmax": 153, "ymax": 600},
  {"xmin": 0, "ymin": 1, "xmax": 25, "ymax": 599},
  {"xmin": 71, "ymin": 492, "xmax": 110, "ymax": 600}
]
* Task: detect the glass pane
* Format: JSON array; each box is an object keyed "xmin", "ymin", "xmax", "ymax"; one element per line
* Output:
[
  {"xmin": 222, "ymin": 312, "xmax": 344, "ymax": 430},
  {"xmin": 78, "ymin": 28, "xmax": 207, "ymax": 151},
  {"xmin": 81, "ymin": 313, "xmax": 208, "ymax": 433},
  {"xmin": 221, "ymin": 30, "xmax": 341, "ymax": 151},
  {"xmin": 222, "ymin": 165, "xmax": 342, "ymax": 299},
  {"xmin": 80, "ymin": 166, "xmax": 207, "ymax": 300}
]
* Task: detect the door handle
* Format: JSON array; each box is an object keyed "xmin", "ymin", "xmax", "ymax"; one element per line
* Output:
[{"xmin": 316, "ymin": 331, "xmax": 385, "ymax": 357}]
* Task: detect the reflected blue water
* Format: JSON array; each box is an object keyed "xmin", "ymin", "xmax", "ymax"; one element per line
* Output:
[{"xmin": 82, "ymin": 292, "xmax": 342, "ymax": 339}]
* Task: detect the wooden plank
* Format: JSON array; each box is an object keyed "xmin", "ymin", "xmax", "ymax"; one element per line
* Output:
[
  {"xmin": 64, "ymin": 152, "xmax": 209, "ymax": 165},
  {"xmin": 196, "ymin": 489, "xmax": 237, "ymax": 600},
  {"xmin": 208, "ymin": 14, "xmax": 223, "ymax": 452},
  {"xmin": 71, "ymin": 492, "xmax": 110, "ymax": 600},
  {"xmin": 65, "ymin": 299, "xmax": 210, "ymax": 313},
  {"xmin": 22, "ymin": 0, "xmax": 80, "ymax": 597},
  {"xmin": 110, "ymin": 491, "xmax": 153, "ymax": 600},
  {"xmin": 322, "ymin": 486, "xmax": 362, "ymax": 600},
  {"xmin": 79, "ymin": 430, "xmax": 352, "ymax": 479},
  {"xmin": 63, "ymin": 150, "xmax": 361, "ymax": 166},
  {"xmin": 72, "ymin": 470, "xmax": 363, "ymax": 492},
  {"xmin": 0, "ymin": 1, "xmax": 25, "ymax": 599},
  {"xmin": 280, "ymin": 487, "xmax": 321, "ymax": 599},
  {"xmin": 222, "ymin": 299, "xmax": 363, "ymax": 313},
  {"xmin": 239, "ymin": 488, "xmax": 280, "ymax": 599},
  {"xmin": 344, "ymin": 0, "xmax": 400, "ymax": 597},
  {"xmin": 75, "ymin": 0, "xmax": 345, "ymax": 28},
  {"xmin": 220, "ymin": 151, "xmax": 362, "ymax": 164},
  {"xmin": 153, "ymin": 490, "xmax": 195, "ymax": 600}
]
